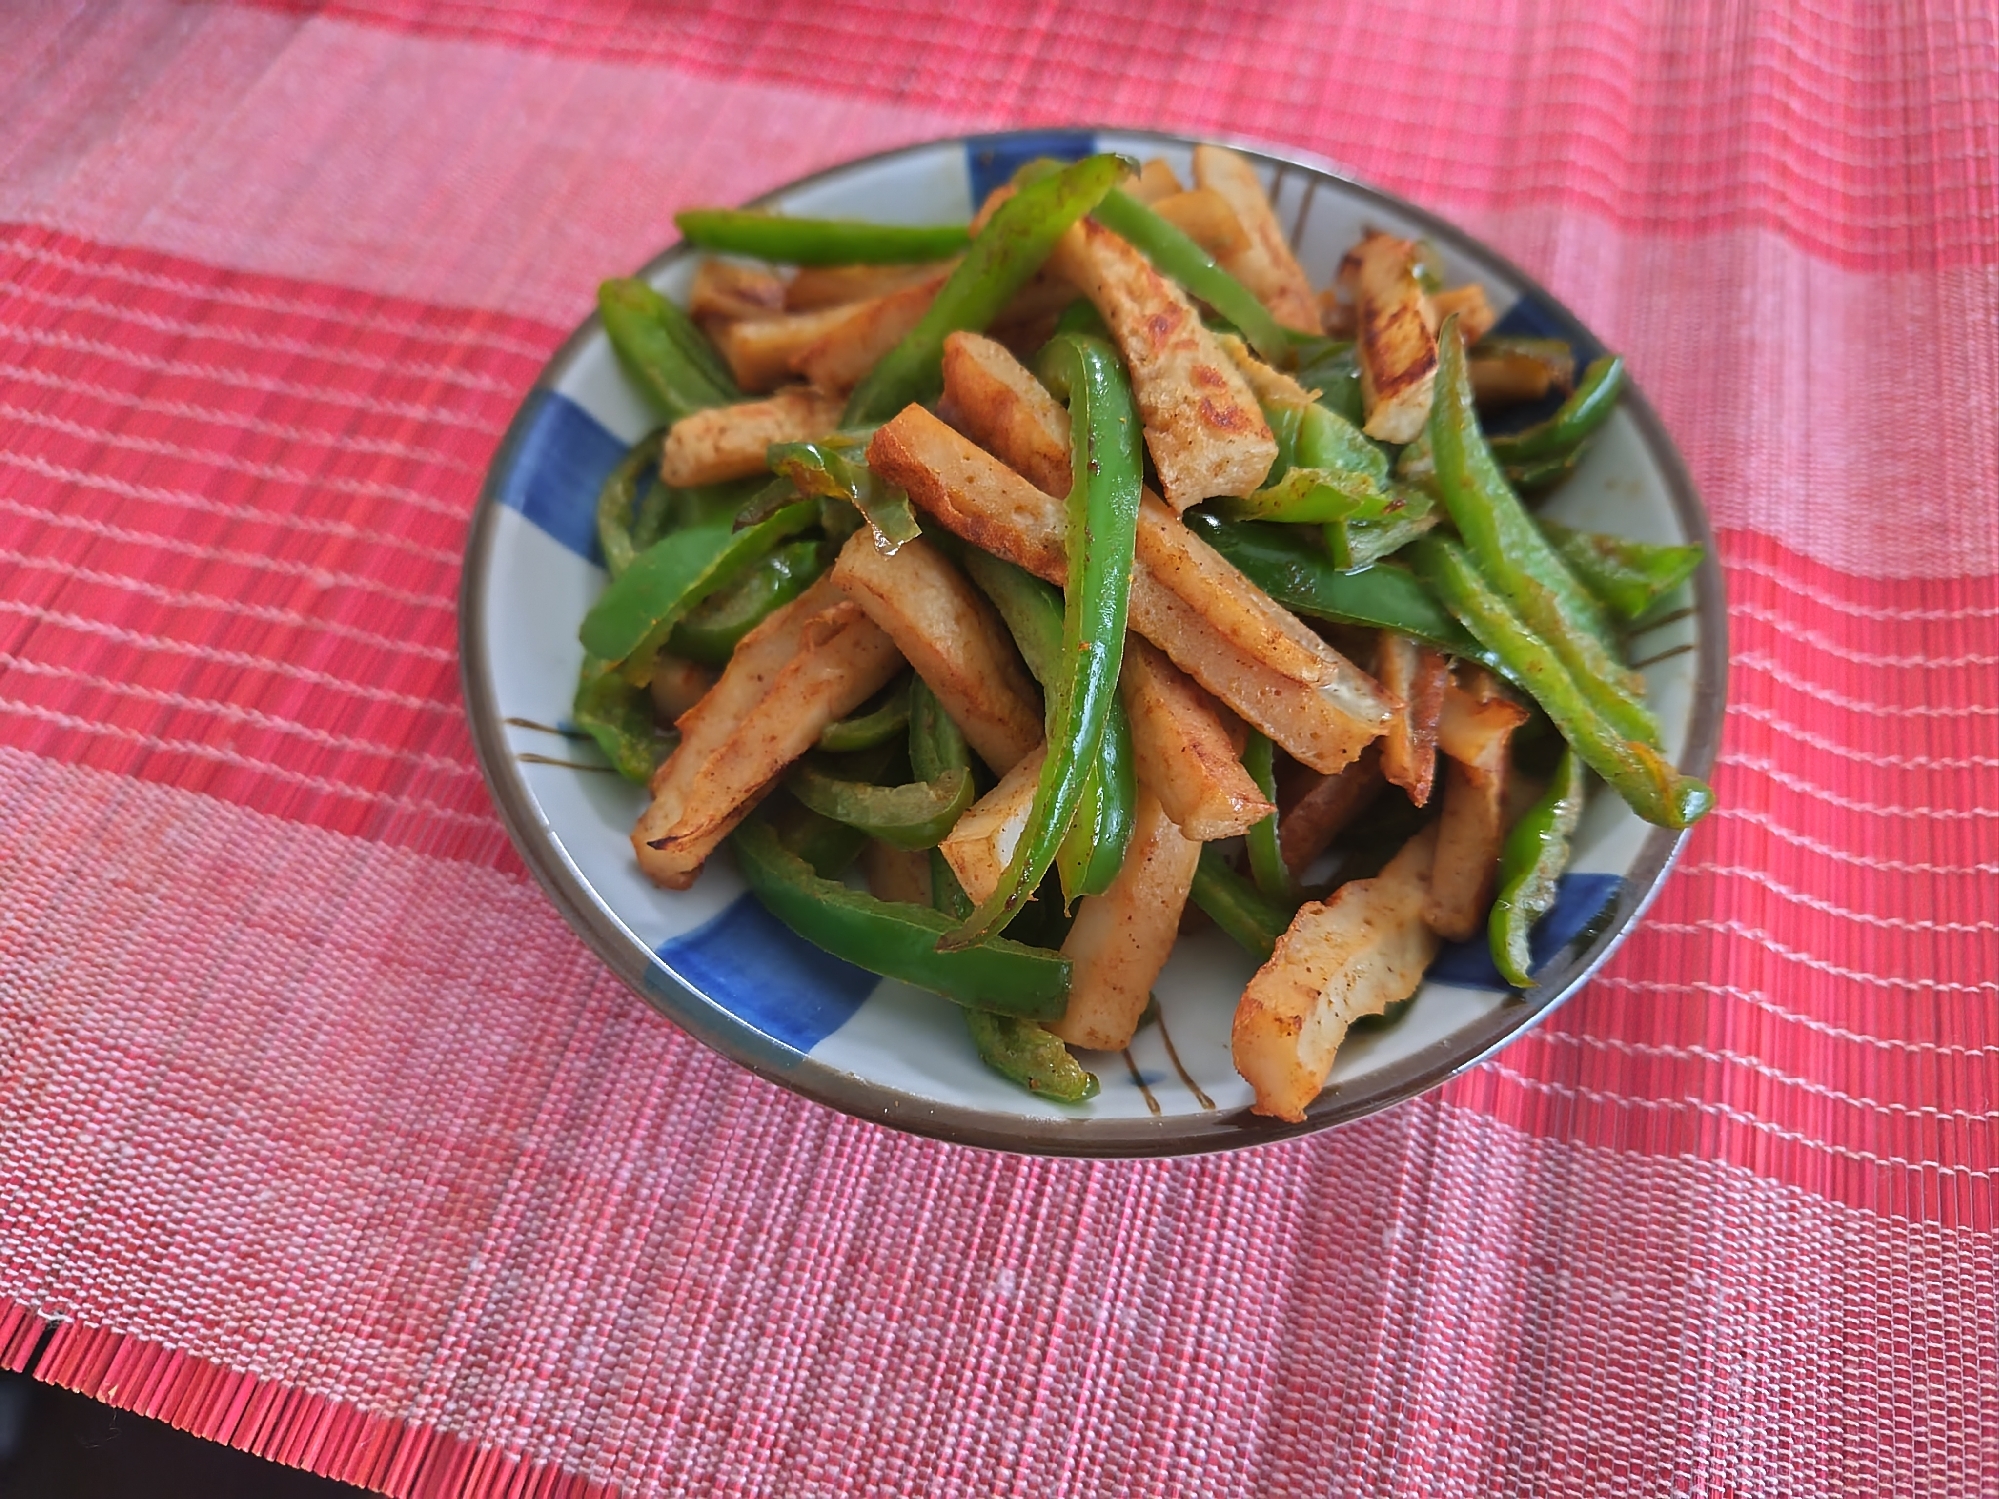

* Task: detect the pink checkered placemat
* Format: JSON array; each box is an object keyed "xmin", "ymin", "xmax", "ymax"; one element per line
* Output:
[{"xmin": 2, "ymin": 1, "xmax": 1994, "ymax": 1493}]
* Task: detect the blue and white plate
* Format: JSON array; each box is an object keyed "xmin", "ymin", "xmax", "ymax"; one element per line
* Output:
[{"xmin": 459, "ymin": 129, "xmax": 1725, "ymax": 1156}]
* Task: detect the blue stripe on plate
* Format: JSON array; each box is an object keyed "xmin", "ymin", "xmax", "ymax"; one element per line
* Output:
[
  {"xmin": 496, "ymin": 388, "xmax": 624, "ymax": 563},
  {"xmin": 1479, "ymin": 297, "xmax": 1608, "ymax": 435},
  {"xmin": 965, "ymin": 130, "xmax": 1097, "ymax": 204},
  {"xmin": 656, "ymin": 894, "xmax": 880, "ymax": 1054},
  {"xmin": 1427, "ymin": 872, "xmax": 1623, "ymax": 993}
]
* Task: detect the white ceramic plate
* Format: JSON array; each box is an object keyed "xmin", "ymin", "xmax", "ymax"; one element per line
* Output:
[{"xmin": 459, "ymin": 129, "xmax": 1725, "ymax": 1156}]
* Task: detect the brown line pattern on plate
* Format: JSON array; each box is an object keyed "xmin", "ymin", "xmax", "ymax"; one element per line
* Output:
[
  {"xmin": 1629, "ymin": 642, "xmax": 1696, "ymax": 671},
  {"xmin": 1122, "ymin": 1049, "xmax": 1162, "ymax": 1116},
  {"xmin": 1152, "ymin": 1001, "xmax": 1217, "ymax": 1110},
  {"xmin": 506, "ymin": 716, "xmax": 590, "ymax": 738},
  {"xmin": 517, "ymin": 752, "xmax": 617, "ymax": 773}
]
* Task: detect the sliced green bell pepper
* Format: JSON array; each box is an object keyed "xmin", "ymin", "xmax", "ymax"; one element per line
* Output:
[
  {"xmin": 1538, "ymin": 520, "xmax": 1703, "ymax": 629},
  {"xmin": 1489, "ymin": 747, "xmax": 1586, "ymax": 987},
  {"xmin": 674, "ymin": 210, "xmax": 971, "ymax": 266},
  {"xmin": 669, "ymin": 538, "xmax": 828, "ymax": 666},
  {"xmin": 1429, "ymin": 317, "xmax": 1658, "ymax": 745},
  {"xmin": 843, "ymin": 154, "xmax": 1128, "ymax": 426},
  {"xmin": 598, "ymin": 278, "xmax": 740, "ymax": 420},
  {"xmin": 579, "ymin": 501, "xmax": 818, "ymax": 677},
  {"xmin": 943, "ymin": 332, "xmax": 1141, "ymax": 946},
  {"xmin": 1183, "ymin": 510, "xmax": 1488, "ymax": 662},
  {"xmin": 817, "ymin": 677, "xmax": 913, "ymax": 753},
  {"xmin": 571, "ymin": 653, "xmax": 670, "ymax": 783},
  {"xmin": 1241, "ymin": 731, "xmax": 1295, "ymax": 904},
  {"xmin": 1291, "ymin": 336, "xmax": 1365, "ymax": 427},
  {"xmin": 787, "ymin": 761, "xmax": 975, "ymax": 851},
  {"xmin": 1190, "ymin": 846, "xmax": 1292, "ymax": 962},
  {"xmin": 962, "ymin": 550, "xmax": 1135, "ymax": 906},
  {"xmin": 596, "ymin": 428, "xmax": 667, "ymax": 579},
  {"xmin": 1488, "ymin": 354, "xmax": 1626, "ymax": 465},
  {"xmin": 766, "ymin": 792, "xmax": 869, "ymax": 879},
  {"xmin": 732, "ymin": 819, "xmax": 1071, "ymax": 1016},
  {"xmin": 769, "ymin": 431, "xmax": 921, "ymax": 551},
  {"xmin": 964, "ymin": 1011, "xmax": 1100, "ymax": 1102},
  {"xmin": 1410, "ymin": 534, "xmax": 1711, "ymax": 830}
]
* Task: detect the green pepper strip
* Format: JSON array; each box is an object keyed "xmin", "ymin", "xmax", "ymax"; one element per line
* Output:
[
  {"xmin": 817, "ymin": 677, "xmax": 912, "ymax": 753},
  {"xmin": 951, "ymin": 337, "xmax": 1143, "ymax": 939},
  {"xmin": 674, "ymin": 209, "xmax": 971, "ymax": 266},
  {"xmin": 908, "ymin": 676, "xmax": 970, "ymax": 782},
  {"xmin": 1336, "ymin": 499, "xmax": 1440, "ymax": 572},
  {"xmin": 767, "ymin": 793, "xmax": 870, "ymax": 879},
  {"xmin": 1089, "ymin": 188, "xmax": 1293, "ymax": 366},
  {"xmin": 1429, "ymin": 317, "xmax": 1659, "ymax": 745},
  {"xmin": 787, "ymin": 761, "xmax": 975, "ymax": 851},
  {"xmin": 598, "ymin": 278, "xmax": 740, "ymax": 420},
  {"xmin": 962, "ymin": 551, "xmax": 1136, "ymax": 905},
  {"xmin": 596, "ymin": 429, "xmax": 667, "ymax": 579},
  {"xmin": 1184, "ymin": 510, "xmax": 1491, "ymax": 664},
  {"xmin": 908, "ymin": 678, "xmax": 981, "ymax": 921},
  {"xmin": 733, "ymin": 819, "xmax": 1071, "ymax": 1016},
  {"xmin": 1215, "ymin": 466, "xmax": 1399, "ymax": 526},
  {"xmin": 1291, "ymin": 337, "xmax": 1365, "ymax": 427},
  {"xmin": 1410, "ymin": 534, "xmax": 1712, "ymax": 830},
  {"xmin": 1190, "ymin": 846, "xmax": 1292, "ymax": 962},
  {"xmin": 1241, "ymin": 731, "xmax": 1295, "ymax": 904},
  {"xmin": 941, "ymin": 332, "xmax": 1142, "ymax": 947},
  {"xmin": 571, "ymin": 653, "xmax": 671, "ymax": 784},
  {"xmin": 670, "ymin": 538, "xmax": 828, "ymax": 666},
  {"xmin": 1538, "ymin": 520, "xmax": 1704, "ymax": 629},
  {"xmin": 579, "ymin": 501, "xmax": 818, "ymax": 676},
  {"xmin": 1488, "ymin": 355, "xmax": 1627, "ymax": 465},
  {"xmin": 1504, "ymin": 448, "xmax": 1585, "ymax": 493},
  {"xmin": 842, "ymin": 154, "xmax": 1128, "ymax": 426},
  {"xmin": 769, "ymin": 433, "xmax": 921, "ymax": 551},
  {"xmin": 1489, "ymin": 747, "xmax": 1587, "ymax": 987},
  {"xmin": 963, "ymin": 1010, "xmax": 1100, "ymax": 1102}
]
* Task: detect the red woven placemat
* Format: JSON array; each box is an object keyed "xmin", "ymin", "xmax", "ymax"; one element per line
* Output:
[{"xmin": 2, "ymin": 2, "xmax": 1994, "ymax": 1494}]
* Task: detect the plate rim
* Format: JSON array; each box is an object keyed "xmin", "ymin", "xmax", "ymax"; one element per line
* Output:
[{"xmin": 458, "ymin": 126, "xmax": 1728, "ymax": 1159}]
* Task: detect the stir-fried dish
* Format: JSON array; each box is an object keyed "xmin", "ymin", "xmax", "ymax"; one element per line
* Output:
[{"xmin": 573, "ymin": 146, "xmax": 1711, "ymax": 1121}]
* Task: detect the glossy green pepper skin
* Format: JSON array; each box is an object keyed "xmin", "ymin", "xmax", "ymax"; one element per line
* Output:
[
  {"xmin": 595, "ymin": 428, "xmax": 667, "ymax": 579},
  {"xmin": 843, "ymin": 154, "xmax": 1129, "ymax": 425},
  {"xmin": 598, "ymin": 278, "xmax": 740, "ymax": 420},
  {"xmin": 1240, "ymin": 731, "xmax": 1295, "ymax": 904},
  {"xmin": 1428, "ymin": 317, "xmax": 1659, "ymax": 746},
  {"xmin": 1184, "ymin": 510, "xmax": 1489, "ymax": 663},
  {"xmin": 1488, "ymin": 355, "xmax": 1626, "ymax": 466},
  {"xmin": 571, "ymin": 654, "xmax": 670, "ymax": 784},
  {"xmin": 769, "ymin": 432, "xmax": 922, "ymax": 551},
  {"xmin": 1291, "ymin": 337, "xmax": 1365, "ymax": 427},
  {"xmin": 1489, "ymin": 748, "xmax": 1587, "ymax": 987},
  {"xmin": 1538, "ymin": 520, "xmax": 1703, "ymax": 629},
  {"xmin": 1410, "ymin": 534, "xmax": 1712, "ymax": 830},
  {"xmin": 962, "ymin": 550, "xmax": 1135, "ymax": 907},
  {"xmin": 669, "ymin": 538, "xmax": 828, "ymax": 666},
  {"xmin": 578, "ymin": 501, "xmax": 818, "ymax": 676},
  {"xmin": 787, "ymin": 761, "xmax": 976, "ymax": 851},
  {"xmin": 944, "ymin": 332, "xmax": 1143, "ymax": 947},
  {"xmin": 732, "ymin": 819, "xmax": 1071, "ymax": 1016},
  {"xmin": 1189, "ymin": 846, "xmax": 1293, "ymax": 963},
  {"xmin": 963, "ymin": 1011, "xmax": 1100, "ymax": 1103},
  {"xmin": 673, "ymin": 209, "xmax": 971, "ymax": 266},
  {"xmin": 766, "ymin": 793, "xmax": 869, "ymax": 880},
  {"xmin": 817, "ymin": 677, "xmax": 913, "ymax": 753}
]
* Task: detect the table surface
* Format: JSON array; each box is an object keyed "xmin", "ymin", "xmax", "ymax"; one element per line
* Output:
[{"xmin": 1, "ymin": 2, "xmax": 1994, "ymax": 1496}]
